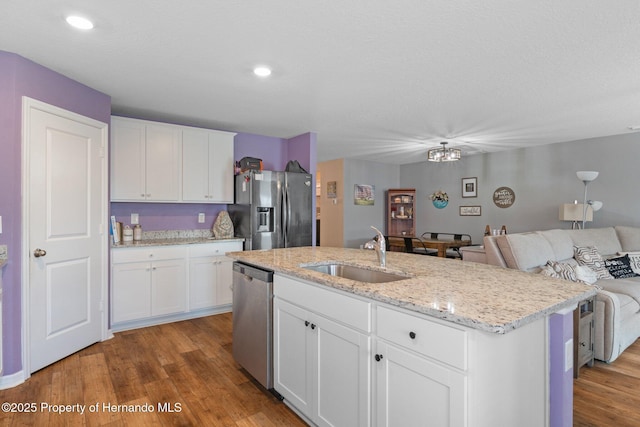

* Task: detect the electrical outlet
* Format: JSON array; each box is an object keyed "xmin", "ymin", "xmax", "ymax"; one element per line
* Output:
[
  {"xmin": 0, "ymin": 215, "xmax": 2, "ymax": 234},
  {"xmin": 198, "ymin": 213, "xmax": 205, "ymax": 223},
  {"xmin": 131, "ymin": 213, "xmax": 139, "ymax": 225}
]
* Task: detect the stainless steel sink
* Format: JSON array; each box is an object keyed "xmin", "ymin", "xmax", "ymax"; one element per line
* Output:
[{"xmin": 301, "ymin": 263, "xmax": 409, "ymax": 283}]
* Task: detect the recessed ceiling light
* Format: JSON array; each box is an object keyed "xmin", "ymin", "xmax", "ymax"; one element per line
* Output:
[
  {"xmin": 253, "ymin": 66, "xmax": 272, "ymax": 77},
  {"xmin": 66, "ymin": 15, "xmax": 94, "ymax": 30}
]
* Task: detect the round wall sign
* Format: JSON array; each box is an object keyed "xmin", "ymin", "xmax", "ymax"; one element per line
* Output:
[{"xmin": 493, "ymin": 186, "xmax": 515, "ymax": 208}]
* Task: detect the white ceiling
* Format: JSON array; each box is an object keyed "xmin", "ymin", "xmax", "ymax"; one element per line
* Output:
[{"xmin": 2, "ymin": 1, "xmax": 639, "ymax": 165}]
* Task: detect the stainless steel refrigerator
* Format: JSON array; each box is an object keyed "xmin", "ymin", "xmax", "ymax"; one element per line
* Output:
[{"xmin": 228, "ymin": 170, "xmax": 313, "ymax": 250}]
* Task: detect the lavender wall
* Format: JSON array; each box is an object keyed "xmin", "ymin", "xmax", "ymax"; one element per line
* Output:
[
  {"xmin": 549, "ymin": 310, "xmax": 574, "ymax": 427},
  {"xmin": 0, "ymin": 51, "xmax": 111, "ymax": 375}
]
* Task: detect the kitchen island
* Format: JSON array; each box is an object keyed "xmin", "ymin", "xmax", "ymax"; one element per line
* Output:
[{"xmin": 228, "ymin": 247, "xmax": 593, "ymax": 427}]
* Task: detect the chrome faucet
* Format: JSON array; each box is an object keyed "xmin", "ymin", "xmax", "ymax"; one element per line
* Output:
[{"xmin": 364, "ymin": 226, "xmax": 386, "ymax": 268}]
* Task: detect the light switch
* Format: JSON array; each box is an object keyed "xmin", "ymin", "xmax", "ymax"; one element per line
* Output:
[
  {"xmin": 0, "ymin": 215, "xmax": 2, "ymax": 234},
  {"xmin": 131, "ymin": 213, "xmax": 139, "ymax": 225},
  {"xmin": 198, "ymin": 213, "xmax": 205, "ymax": 223}
]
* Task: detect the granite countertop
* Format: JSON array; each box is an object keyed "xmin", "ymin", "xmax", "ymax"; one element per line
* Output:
[
  {"xmin": 227, "ymin": 246, "xmax": 596, "ymax": 334},
  {"xmin": 112, "ymin": 236, "xmax": 244, "ymax": 248},
  {"xmin": 110, "ymin": 229, "xmax": 244, "ymax": 249}
]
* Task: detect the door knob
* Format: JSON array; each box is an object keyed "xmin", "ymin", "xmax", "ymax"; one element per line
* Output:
[{"xmin": 33, "ymin": 248, "xmax": 47, "ymax": 258}]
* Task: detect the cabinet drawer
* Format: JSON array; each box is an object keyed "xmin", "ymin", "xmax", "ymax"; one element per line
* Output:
[
  {"xmin": 376, "ymin": 305, "xmax": 467, "ymax": 370},
  {"xmin": 112, "ymin": 246, "xmax": 187, "ymax": 264},
  {"xmin": 275, "ymin": 275, "xmax": 371, "ymax": 332},
  {"xmin": 189, "ymin": 241, "xmax": 243, "ymax": 257}
]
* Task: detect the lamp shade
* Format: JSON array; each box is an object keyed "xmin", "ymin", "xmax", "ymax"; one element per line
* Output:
[
  {"xmin": 590, "ymin": 200, "xmax": 603, "ymax": 211},
  {"xmin": 576, "ymin": 171, "xmax": 599, "ymax": 182},
  {"xmin": 559, "ymin": 203, "xmax": 593, "ymax": 222}
]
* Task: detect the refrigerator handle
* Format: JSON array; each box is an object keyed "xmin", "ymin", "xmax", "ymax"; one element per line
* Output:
[{"xmin": 282, "ymin": 183, "xmax": 288, "ymax": 246}]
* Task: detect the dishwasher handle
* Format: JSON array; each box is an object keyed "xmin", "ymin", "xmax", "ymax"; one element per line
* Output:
[{"xmin": 233, "ymin": 262, "xmax": 273, "ymax": 283}]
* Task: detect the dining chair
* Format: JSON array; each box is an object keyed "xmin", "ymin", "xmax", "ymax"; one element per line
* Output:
[{"xmin": 404, "ymin": 236, "xmax": 438, "ymax": 256}]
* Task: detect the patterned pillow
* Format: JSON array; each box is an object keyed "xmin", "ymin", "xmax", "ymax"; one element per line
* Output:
[
  {"xmin": 604, "ymin": 255, "xmax": 640, "ymax": 279},
  {"xmin": 539, "ymin": 263, "xmax": 560, "ymax": 279},
  {"xmin": 574, "ymin": 246, "xmax": 613, "ymax": 280},
  {"xmin": 618, "ymin": 251, "xmax": 640, "ymax": 275},
  {"xmin": 545, "ymin": 260, "xmax": 578, "ymax": 282}
]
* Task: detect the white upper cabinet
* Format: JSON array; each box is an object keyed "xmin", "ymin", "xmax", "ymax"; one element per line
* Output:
[
  {"xmin": 111, "ymin": 117, "xmax": 182, "ymax": 202},
  {"xmin": 182, "ymin": 128, "xmax": 235, "ymax": 203},
  {"xmin": 111, "ymin": 116, "xmax": 235, "ymax": 203}
]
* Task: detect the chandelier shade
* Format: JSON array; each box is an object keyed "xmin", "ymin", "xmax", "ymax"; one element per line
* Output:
[{"xmin": 427, "ymin": 142, "xmax": 461, "ymax": 162}]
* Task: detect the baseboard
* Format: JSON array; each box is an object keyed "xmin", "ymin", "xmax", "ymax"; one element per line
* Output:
[
  {"xmin": 111, "ymin": 305, "xmax": 232, "ymax": 333},
  {"xmin": 0, "ymin": 370, "xmax": 27, "ymax": 390}
]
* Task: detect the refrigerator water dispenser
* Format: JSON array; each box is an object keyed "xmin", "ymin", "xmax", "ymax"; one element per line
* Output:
[{"xmin": 256, "ymin": 207, "xmax": 274, "ymax": 232}]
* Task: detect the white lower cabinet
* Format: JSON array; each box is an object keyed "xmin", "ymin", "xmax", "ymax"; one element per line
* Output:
[
  {"xmin": 375, "ymin": 341, "xmax": 466, "ymax": 427},
  {"xmin": 188, "ymin": 242, "xmax": 241, "ymax": 310},
  {"xmin": 111, "ymin": 241, "xmax": 242, "ymax": 330},
  {"xmin": 274, "ymin": 276, "xmax": 371, "ymax": 427},
  {"xmin": 111, "ymin": 248, "xmax": 187, "ymax": 323},
  {"xmin": 273, "ymin": 273, "xmax": 549, "ymax": 427}
]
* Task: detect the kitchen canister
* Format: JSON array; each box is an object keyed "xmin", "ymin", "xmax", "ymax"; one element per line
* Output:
[
  {"xmin": 133, "ymin": 224, "xmax": 142, "ymax": 241},
  {"xmin": 122, "ymin": 225, "xmax": 134, "ymax": 242}
]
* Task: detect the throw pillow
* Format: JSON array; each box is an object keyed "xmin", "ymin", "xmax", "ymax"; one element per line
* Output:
[
  {"xmin": 604, "ymin": 254, "xmax": 640, "ymax": 279},
  {"xmin": 574, "ymin": 246, "xmax": 613, "ymax": 280},
  {"xmin": 617, "ymin": 251, "xmax": 640, "ymax": 275},
  {"xmin": 539, "ymin": 263, "xmax": 560, "ymax": 279},
  {"xmin": 574, "ymin": 265, "xmax": 602, "ymax": 289},
  {"xmin": 545, "ymin": 260, "xmax": 578, "ymax": 282}
]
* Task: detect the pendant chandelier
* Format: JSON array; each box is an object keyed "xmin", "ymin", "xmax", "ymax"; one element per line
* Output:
[{"xmin": 427, "ymin": 142, "xmax": 461, "ymax": 162}]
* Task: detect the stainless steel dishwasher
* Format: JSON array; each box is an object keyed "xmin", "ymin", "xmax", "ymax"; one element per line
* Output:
[{"xmin": 232, "ymin": 261, "xmax": 274, "ymax": 391}]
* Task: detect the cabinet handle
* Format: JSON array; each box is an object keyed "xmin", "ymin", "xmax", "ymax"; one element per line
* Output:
[
  {"xmin": 409, "ymin": 331, "xmax": 416, "ymax": 339},
  {"xmin": 375, "ymin": 354, "xmax": 384, "ymax": 362},
  {"xmin": 580, "ymin": 342, "xmax": 586, "ymax": 347},
  {"xmin": 305, "ymin": 321, "xmax": 310, "ymax": 327},
  {"xmin": 311, "ymin": 323, "xmax": 316, "ymax": 330}
]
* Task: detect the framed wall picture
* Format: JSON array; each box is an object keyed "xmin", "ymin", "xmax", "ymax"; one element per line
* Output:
[
  {"xmin": 354, "ymin": 184, "xmax": 375, "ymax": 205},
  {"xmin": 459, "ymin": 206, "xmax": 481, "ymax": 216},
  {"xmin": 462, "ymin": 177, "xmax": 477, "ymax": 198},
  {"xmin": 327, "ymin": 181, "xmax": 337, "ymax": 198}
]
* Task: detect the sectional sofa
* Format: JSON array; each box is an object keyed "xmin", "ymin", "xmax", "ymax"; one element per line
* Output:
[{"xmin": 483, "ymin": 226, "xmax": 640, "ymax": 363}]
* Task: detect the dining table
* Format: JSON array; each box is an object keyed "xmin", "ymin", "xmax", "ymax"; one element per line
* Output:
[{"xmin": 387, "ymin": 235, "xmax": 472, "ymax": 258}]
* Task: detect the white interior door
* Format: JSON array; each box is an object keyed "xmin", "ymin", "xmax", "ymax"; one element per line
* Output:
[{"xmin": 24, "ymin": 98, "xmax": 108, "ymax": 373}]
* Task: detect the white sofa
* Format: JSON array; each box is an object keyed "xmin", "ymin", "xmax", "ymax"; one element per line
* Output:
[{"xmin": 483, "ymin": 226, "xmax": 640, "ymax": 363}]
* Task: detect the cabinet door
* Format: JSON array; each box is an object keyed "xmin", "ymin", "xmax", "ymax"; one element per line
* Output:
[
  {"xmin": 112, "ymin": 262, "xmax": 151, "ymax": 323},
  {"xmin": 208, "ymin": 132, "xmax": 234, "ymax": 203},
  {"xmin": 215, "ymin": 256, "xmax": 234, "ymax": 306},
  {"xmin": 182, "ymin": 128, "xmax": 210, "ymax": 202},
  {"xmin": 315, "ymin": 315, "xmax": 371, "ymax": 427},
  {"xmin": 151, "ymin": 259, "xmax": 187, "ymax": 316},
  {"xmin": 274, "ymin": 298, "xmax": 313, "ymax": 415},
  {"xmin": 189, "ymin": 256, "xmax": 217, "ymax": 310},
  {"xmin": 375, "ymin": 341, "xmax": 466, "ymax": 427},
  {"xmin": 145, "ymin": 124, "xmax": 182, "ymax": 201},
  {"xmin": 111, "ymin": 118, "xmax": 146, "ymax": 201}
]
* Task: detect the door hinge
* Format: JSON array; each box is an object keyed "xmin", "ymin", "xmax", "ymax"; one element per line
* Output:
[{"xmin": 99, "ymin": 147, "xmax": 105, "ymax": 158}]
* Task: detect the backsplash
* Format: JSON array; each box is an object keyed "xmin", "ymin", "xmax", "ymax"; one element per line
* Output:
[{"xmin": 110, "ymin": 203, "xmax": 227, "ymax": 231}]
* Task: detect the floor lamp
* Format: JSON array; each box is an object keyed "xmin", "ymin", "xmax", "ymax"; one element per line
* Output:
[{"xmin": 576, "ymin": 171, "xmax": 599, "ymax": 229}]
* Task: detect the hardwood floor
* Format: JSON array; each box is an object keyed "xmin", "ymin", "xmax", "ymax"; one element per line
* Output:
[
  {"xmin": 2, "ymin": 312, "xmax": 639, "ymax": 426},
  {"xmin": 573, "ymin": 339, "xmax": 640, "ymax": 426},
  {"xmin": 0, "ymin": 313, "xmax": 306, "ymax": 426}
]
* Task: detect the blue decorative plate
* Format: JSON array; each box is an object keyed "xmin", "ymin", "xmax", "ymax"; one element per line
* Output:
[{"xmin": 433, "ymin": 199, "xmax": 448, "ymax": 209}]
